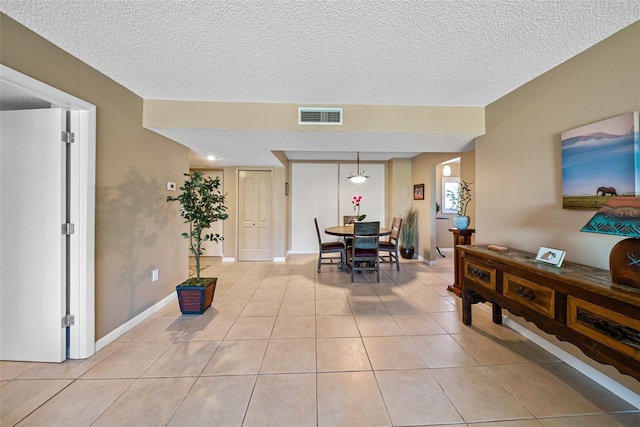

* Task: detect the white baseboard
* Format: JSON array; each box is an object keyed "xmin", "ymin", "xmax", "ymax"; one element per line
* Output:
[
  {"xmin": 95, "ymin": 292, "xmax": 177, "ymax": 352},
  {"xmin": 417, "ymin": 254, "xmax": 437, "ymax": 265},
  {"xmin": 473, "ymin": 302, "xmax": 640, "ymax": 409},
  {"xmin": 222, "ymin": 257, "xmax": 236, "ymax": 262},
  {"xmin": 273, "ymin": 257, "xmax": 286, "ymax": 262},
  {"xmin": 503, "ymin": 317, "xmax": 640, "ymax": 409}
]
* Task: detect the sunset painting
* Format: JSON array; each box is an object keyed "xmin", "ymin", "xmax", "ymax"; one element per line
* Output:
[{"xmin": 561, "ymin": 112, "xmax": 639, "ymax": 210}]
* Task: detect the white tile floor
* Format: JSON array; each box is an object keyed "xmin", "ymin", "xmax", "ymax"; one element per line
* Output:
[{"xmin": 1, "ymin": 252, "xmax": 639, "ymax": 426}]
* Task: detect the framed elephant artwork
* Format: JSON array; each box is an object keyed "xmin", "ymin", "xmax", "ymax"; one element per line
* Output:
[{"xmin": 561, "ymin": 111, "xmax": 639, "ymax": 210}]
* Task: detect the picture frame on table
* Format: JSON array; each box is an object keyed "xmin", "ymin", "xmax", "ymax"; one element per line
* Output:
[{"xmin": 535, "ymin": 247, "xmax": 566, "ymax": 267}]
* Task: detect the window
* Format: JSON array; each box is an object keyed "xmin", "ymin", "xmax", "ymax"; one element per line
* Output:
[{"xmin": 442, "ymin": 177, "xmax": 460, "ymax": 214}]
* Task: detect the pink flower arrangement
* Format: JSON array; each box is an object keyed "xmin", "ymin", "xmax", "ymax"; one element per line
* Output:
[{"xmin": 352, "ymin": 195, "xmax": 363, "ymax": 211}]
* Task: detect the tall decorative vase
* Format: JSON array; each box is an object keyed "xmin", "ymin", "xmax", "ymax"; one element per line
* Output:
[{"xmin": 454, "ymin": 215, "xmax": 470, "ymax": 230}]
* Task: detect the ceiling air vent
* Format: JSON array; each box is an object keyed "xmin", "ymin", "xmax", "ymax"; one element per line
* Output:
[{"xmin": 298, "ymin": 107, "xmax": 342, "ymax": 125}]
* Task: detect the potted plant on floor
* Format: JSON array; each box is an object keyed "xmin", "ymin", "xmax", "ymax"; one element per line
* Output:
[
  {"xmin": 400, "ymin": 206, "xmax": 418, "ymax": 259},
  {"xmin": 447, "ymin": 180, "xmax": 473, "ymax": 230},
  {"xmin": 167, "ymin": 171, "xmax": 228, "ymax": 314}
]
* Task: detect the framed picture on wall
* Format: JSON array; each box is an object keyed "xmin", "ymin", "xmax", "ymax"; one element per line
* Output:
[
  {"xmin": 413, "ymin": 184, "xmax": 424, "ymax": 200},
  {"xmin": 561, "ymin": 111, "xmax": 639, "ymax": 210}
]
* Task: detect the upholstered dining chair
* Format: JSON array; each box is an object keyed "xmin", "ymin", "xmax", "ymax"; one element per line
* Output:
[
  {"xmin": 314, "ymin": 217, "xmax": 346, "ymax": 272},
  {"xmin": 348, "ymin": 221, "xmax": 380, "ymax": 282},
  {"xmin": 379, "ymin": 216, "xmax": 402, "ymax": 271}
]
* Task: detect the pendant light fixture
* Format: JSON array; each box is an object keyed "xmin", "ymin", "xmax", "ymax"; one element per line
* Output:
[{"xmin": 347, "ymin": 152, "xmax": 369, "ymax": 183}]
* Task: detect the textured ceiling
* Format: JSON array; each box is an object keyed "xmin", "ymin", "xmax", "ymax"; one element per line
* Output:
[
  {"xmin": 0, "ymin": 82, "xmax": 51, "ymax": 111},
  {"xmin": 1, "ymin": 1, "xmax": 639, "ymax": 167}
]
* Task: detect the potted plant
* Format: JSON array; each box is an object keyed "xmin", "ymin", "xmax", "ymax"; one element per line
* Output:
[
  {"xmin": 351, "ymin": 194, "xmax": 366, "ymax": 222},
  {"xmin": 400, "ymin": 206, "xmax": 418, "ymax": 259},
  {"xmin": 167, "ymin": 171, "xmax": 228, "ymax": 314},
  {"xmin": 447, "ymin": 180, "xmax": 473, "ymax": 230}
]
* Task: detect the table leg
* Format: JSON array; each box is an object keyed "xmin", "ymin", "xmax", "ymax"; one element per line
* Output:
[{"xmin": 462, "ymin": 289, "xmax": 472, "ymax": 325}]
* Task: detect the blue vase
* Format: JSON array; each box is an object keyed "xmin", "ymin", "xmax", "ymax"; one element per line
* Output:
[{"xmin": 454, "ymin": 215, "xmax": 470, "ymax": 230}]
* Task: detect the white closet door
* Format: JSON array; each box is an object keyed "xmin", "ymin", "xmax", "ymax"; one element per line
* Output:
[
  {"xmin": 291, "ymin": 163, "xmax": 339, "ymax": 253},
  {"xmin": 339, "ymin": 163, "xmax": 386, "ymax": 225}
]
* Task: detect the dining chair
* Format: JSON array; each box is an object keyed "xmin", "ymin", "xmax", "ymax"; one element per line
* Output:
[
  {"xmin": 348, "ymin": 221, "xmax": 380, "ymax": 282},
  {"xmin": 314, "ymin": 218, "xmax": 346, "ymax": 272},
  {"xmin": 379, "ymin": 216, "xmax": 402, "ymax": 271}
]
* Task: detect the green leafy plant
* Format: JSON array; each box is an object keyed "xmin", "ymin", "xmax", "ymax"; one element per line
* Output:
[
  {"xmin": 167, "ymin": 171, "xmax": 229, "ymax": 281},
  {"xmin": 447, "ymin": 181, "xmax": 473, "ymax": 216},
  {"xmin": 400, "ymin": 206, "xmax": 418, "ymax": 248}
]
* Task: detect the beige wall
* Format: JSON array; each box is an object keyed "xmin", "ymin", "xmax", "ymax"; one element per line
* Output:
[
  {"xmin": 272, "ymin": 151, "xmax": 290, "ymax": 258},
  {"xmin": 144, "ymin": 100, "xmax": 484, "ymax": 134},
  {"xmin": 1, "ymin": 14, "xmax": 190, "ymax": 340},
  {"xmin": 476, "ymin": 22, "xmax": 640, "ymax": 391},
  {"xmin": 411, "ymin": 152, "xmax": 476, "ymax": 263},
  {"xmin": 386, "ymin": 158, "xmax": 413, "ymax": 228},
  {"xmin": 222, "ymin": 167, "xmax": 239, "ymax": 258}
]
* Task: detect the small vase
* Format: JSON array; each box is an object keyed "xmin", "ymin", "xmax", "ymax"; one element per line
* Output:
[
  {"xmin": 400, "ymin": 246, "xmax": 415, "ymax": 259},
  {"xmin": 454, "ymin": 215, "xmax": 470, "ymax": 230}
]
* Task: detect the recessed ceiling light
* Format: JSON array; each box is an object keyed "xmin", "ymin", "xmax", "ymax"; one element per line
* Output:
[{"xmin": 206, "ymin": 155, "xmax": 215, "ymax": 161}]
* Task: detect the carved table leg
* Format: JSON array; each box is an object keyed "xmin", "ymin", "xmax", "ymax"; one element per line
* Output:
[
  {"xmin": 492, "ymin": 303, "xmax": 503, "ymax": 324},
  {"xmin": 462, "ymin": 288, "xmax": 473, "ymax": 325}
]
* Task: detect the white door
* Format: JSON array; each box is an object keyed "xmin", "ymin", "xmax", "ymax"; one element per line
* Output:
[
  {"xmin": 199, "ymin": 172, "xmax": 223, "ymax": 257},
  {"xmin": 238, "ymin": 170, "xmax": 272, "ymax": 261},
  {"xmin": 0, "ymin": 108, "xmax": 67, "ymax": 362}
]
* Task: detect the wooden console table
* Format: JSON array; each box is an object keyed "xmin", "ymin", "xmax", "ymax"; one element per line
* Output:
[
  {"xmin": 460, "ymin": 245, "xmax": 640, "ymax": 381},
  {"xmin": 447, "ymin": 228, "xmax": 475, "ymax": 296}
]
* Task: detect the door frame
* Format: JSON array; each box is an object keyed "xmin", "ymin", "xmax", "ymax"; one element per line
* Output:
[{"xmin": 1, "ymin": 65, "xmax": 96, "ymax": 359}]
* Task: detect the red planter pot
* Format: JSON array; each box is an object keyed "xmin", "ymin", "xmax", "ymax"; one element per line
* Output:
[{"xmin": 176, "ymin": 278, "xmax": 217, "ymax": 314}]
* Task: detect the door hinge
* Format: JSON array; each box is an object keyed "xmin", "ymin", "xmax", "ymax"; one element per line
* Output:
[
  {"xmin": 62, "ymin": 223, "xmax": 75, "ymax": 235},
  {"xmin": 61, "ymin": 131, "xmax": 75, "ymax": 144},
  {"xmin": 61, "ymin": 314, "xmax": 75, "ymax": 328}
]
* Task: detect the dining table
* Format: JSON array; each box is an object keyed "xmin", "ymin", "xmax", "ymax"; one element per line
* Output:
[
  {"xmin": 324, "ymin": 225, "xmax": 392, "ymax": 238},
  {"xmin": 325, "ymin": 225, "xmax": 391, "ymax": 273}
]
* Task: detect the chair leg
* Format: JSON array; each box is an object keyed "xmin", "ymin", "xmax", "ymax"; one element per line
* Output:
[{"xmin": 394, "ymin": 249, "xmax": 399, "ymax": 271}]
